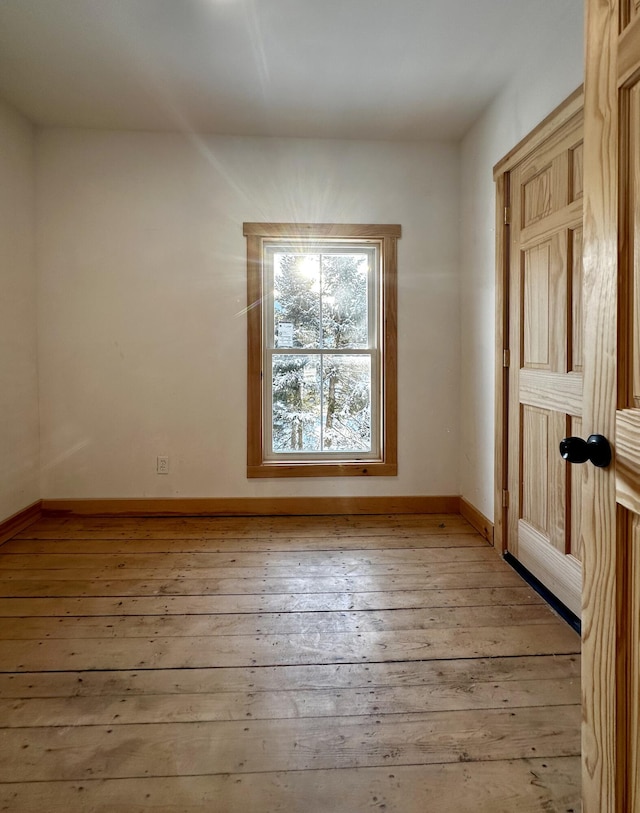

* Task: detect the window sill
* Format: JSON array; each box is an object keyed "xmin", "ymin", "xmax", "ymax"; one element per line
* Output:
[{"xmin": 247, "ymin": 461, "xmax": 398, "ymax": 478}]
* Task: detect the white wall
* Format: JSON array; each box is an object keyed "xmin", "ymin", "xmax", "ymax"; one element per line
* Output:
[
  {"xmin": 1, "ymin": 13, "xmax": 584, "ymax": 513},
  {"xmin": 459, "ymin": 8, "xmax": 584, "ymax": 521},
  {"xmin": 0, "ymin": 99, "xmax": 39, "ymax": 521},
  {"xmin": 37, "ymin": 131, "xmax": 460, "ymax": 499}
]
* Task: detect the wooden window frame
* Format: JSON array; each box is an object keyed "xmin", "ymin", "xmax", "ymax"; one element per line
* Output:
[{"xmin": 244, "ymin": 222, "xmax": 399, "ymax": 478}]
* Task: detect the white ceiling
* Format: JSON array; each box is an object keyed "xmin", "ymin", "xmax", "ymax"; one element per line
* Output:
[{"xmin": 0, "ymin": 0, "xmax": 582, "ymax": 141}]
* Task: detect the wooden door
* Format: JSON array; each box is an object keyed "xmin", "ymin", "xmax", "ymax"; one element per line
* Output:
[
  {"xmin": 506, "ymin": 112, "xmax": 584, "ymax": 617},
  {"xmin": 582, "ymin": 0, "xmax": 640, "ymax": 809}
]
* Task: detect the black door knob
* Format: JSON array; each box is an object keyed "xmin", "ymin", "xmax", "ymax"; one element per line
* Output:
[{"xmin": 559, "ymin": 434, "xmax": 612, "ymax": 468}]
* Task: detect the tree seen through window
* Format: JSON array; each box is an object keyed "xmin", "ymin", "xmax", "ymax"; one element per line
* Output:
[{"xmin": 271, "ymin": 251, "xmax": 371, "ymax": 453}]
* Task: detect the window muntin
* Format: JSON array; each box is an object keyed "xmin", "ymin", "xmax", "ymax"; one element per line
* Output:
[
  {"xmin": 244, "ymin": 223, "xmax": 399, "ymax": 478},
  {"xmin": 264, "ymin": 242, "xmax": 380, "ymax": 461}
]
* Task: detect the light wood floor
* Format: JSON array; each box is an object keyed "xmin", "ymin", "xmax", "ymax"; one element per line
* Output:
[{"xmin": 0, "ymin": 513, "xmax": 581, "ymax": 812}]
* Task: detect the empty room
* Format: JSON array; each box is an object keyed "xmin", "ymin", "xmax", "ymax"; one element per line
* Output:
[{"xmin": 0, "ymin": 0, "xmax": 637, "ymax": 810}]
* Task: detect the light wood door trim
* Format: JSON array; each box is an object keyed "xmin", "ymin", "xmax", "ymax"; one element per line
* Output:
[
  {"xmin": 493, "ymin": 87, "xmax": 584, "ymax": 179},
  {"xmin": 495, "ymin": 173, "xmax": 509, "ymax": 552}
]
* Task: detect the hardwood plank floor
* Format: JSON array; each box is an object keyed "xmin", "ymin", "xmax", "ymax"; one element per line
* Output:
[{"xmin": 0, "ymin": 513, "xmax": 581, "ymax": 812}]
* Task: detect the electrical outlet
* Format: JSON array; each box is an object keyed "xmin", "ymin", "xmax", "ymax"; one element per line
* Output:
[{"xmin": 156, "ymin": 456, "xmax": 169, "ymax": 475}]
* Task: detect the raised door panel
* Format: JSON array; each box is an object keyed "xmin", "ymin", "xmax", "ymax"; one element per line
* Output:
[
  {"xmin": 617, "ymin": 58, "xmax": 640, "ymax": 802},
  {"xmin": 571, "ymin": 227, "xmax": 584, "ymax": 373},
  {"xmin": 632, "ymin": 83, "xmax": 640, "ymax": 407},
  {"xmin": 626, "ymin": 0, "xmax": 640, "ymax": 23},
  {"xmin": 569, "ymin": 415, "xmax": 583, "ymax": 562},
  {"xmin": 629, "ymin": 513, "xmax": 640, "ymax": 809},
  {"xmin": 570, "ymin": 143, "xmax": 584, "ymax": 202},
  {"xmin": 520, "ymin": 405, "xmax": 549, "ymax": 533},
  {"xmin": 521, "ymin": 235, "xmax": 567, "ymax": 372},
  {"xmin": 522, "ymin": 166, "xmax": 553, "ymax": 226},
  {"xmin": 520, "ymin": 406, "xmax": 567, "ymax": 552},
  {"xmin": 522, "ymin": 242, "xmax": 552, "ymax": 368}
]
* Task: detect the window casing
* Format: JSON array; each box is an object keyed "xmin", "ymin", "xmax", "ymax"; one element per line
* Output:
[{"xmin": 244, "ymin": 223, "xmax": 399, "ymax": 478}]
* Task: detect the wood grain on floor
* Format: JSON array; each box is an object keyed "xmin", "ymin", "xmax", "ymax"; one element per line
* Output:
[{"xmin": 0, "ymin": 513, "xmax": 581, "ymax": 812}]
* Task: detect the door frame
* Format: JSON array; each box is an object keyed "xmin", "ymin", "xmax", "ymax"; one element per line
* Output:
[{"xmin": 493, "ymin": 86, "xmax": 584, "ymax": 555}]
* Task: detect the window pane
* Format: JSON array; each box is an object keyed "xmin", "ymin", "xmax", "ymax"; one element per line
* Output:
[
  {"xmin": 273, "ymin": 253, "xmax": 320, "ymax": 348},
  {"xmin": 321, "ymin": 253, "xmax": 368, "ymax": 349},
  {"xmin": 272, "ymin": 354, "xmax": 321, "ymax": 452},
  {"xmin": 322, "ymin": 355, "xmax": 371, "ymax": 451}
]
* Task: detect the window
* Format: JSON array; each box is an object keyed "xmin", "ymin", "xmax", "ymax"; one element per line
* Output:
[{"xmin": 244, "ymin": 223, "xmax": 399, "ymax": 477}]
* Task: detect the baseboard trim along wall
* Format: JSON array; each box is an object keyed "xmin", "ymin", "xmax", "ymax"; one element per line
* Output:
[
  {"xmin": 0, "ymin": 501, "xmax": 43, "ymax": 545},
  {"xmin": 1, "ymin": 496, "xmax": 496, "ymax": 543},
  {"xmin": 460, "ymin": 498, "xmax": 495, "ymax": 545},
  {"xmin": 41, "ymin": 495, "xmax": 462, "ymax": 517}
]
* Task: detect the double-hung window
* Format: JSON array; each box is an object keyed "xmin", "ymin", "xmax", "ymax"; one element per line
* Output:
[{"xmin": 244, "ymin": 223, "xmax": 399, "ymax": 477}]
